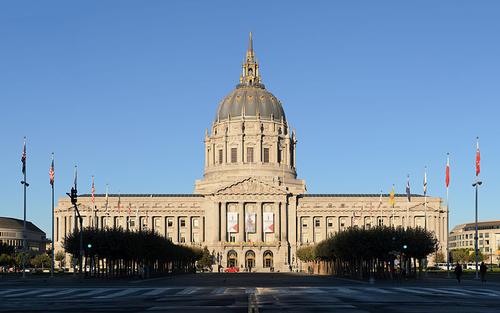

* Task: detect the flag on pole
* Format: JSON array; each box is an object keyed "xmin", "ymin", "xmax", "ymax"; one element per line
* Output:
[
  {"xmin": 49, "ymin": 154, "xmax": 55, "ymax": 186},
  {"xmin": 423, "ymin": 167, "xmax": 427, "ymax": 196},
  {"xmin": 21, "ymin": 137, "xmax": 26, "ymax": 175},
  {"xmin": 117, "ymin": 192, "xmax": 121, "ymax": 214},
  {"xmin": 406, "ymin": 175, "xmax": 411, "ymax": 202},
  {"xmin": 389, "ymin": 185, "xmax": 395, "ymax": 207},
  {"xmin": 128, "ymin": 203, "xmax": 131, "ymax": 217},
  {"xmin": 476, "ymin": 137, "xmax": 481, "ymax": 177},
  {"xmin": 446, "ymin": 153, "xmax": 450, "ymax": 188},
  {"xmin": 91, "ymin": 176, "xmax": 95, "ymax": 206},
  {"xmin": 74, "ymin": 166, "xmax": 78, "ymax": 189},
  {"xmin": 105, "ymin": 184, "xmax": 109, "ymax": 214}
]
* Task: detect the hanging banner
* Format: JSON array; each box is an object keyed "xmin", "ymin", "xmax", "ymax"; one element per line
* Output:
[
  {"xmin": 245, "ymin": 212, "xmax": 256, "ymax": 233},
  {"xmin": 263, "ymin": 212, "xmax": 274, "ymax": 233},
  {"xmin": 227, "ymin": 212, "xmax": 239, "ymax": 233}
]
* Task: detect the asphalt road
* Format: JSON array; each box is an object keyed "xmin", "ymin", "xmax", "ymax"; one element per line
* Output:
[{"xmin": 0, "ymin": 273, "xmax": 499, "ymax": 312}]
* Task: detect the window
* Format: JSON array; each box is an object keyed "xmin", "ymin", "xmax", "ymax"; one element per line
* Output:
[
  {"xmin": 231, "ymin": 148, "xmax": 237, "ymax": 163},
  {"xmin": 263, "ymin": 148, "xmax": 270, "ymax": 163},
  {"xmin": 302, "ymin": 221, "xmax": 308, "ymax": 228},
  {"xmin": 218, "ymin": 149, "xmax": 223, "ymax": 164},
  {"xmin": 315, "ymin": 219, "xmax": 320, "ymax": 228},
  {"xmin": 327, "ymin": 219, "xmax": 333, "ymax": 227},
  {"xmin": 167, "ymin": 219, "xmax": 173, "ymax": 227},
  {"xmin": 485, "ymin": 233, "xmax": 489, "ymax": 238},
  {"xmin": 193, "ymin": 218, "xmax": 199, "ymax": 228},
  {"xmin": 480, "ymin": 233, "xmax": 483, "ymax": 238},
  {"xmin": 247, "ymin": 147, "xmax": 254, "ymax": 163},
  {"xmin": 180, "ymin": 235, "xmax": 186, "ymax": 243},
  {"xmin": 278, "ymin": 149, "xmax": 282, "ymax": 163},
  {"xmin": 180, "ymin": 219, "xmax": 186, "ymax": 227},
  {"xmin": 229, "ymin": 233, "xmax": 236, "ymax": 242}
]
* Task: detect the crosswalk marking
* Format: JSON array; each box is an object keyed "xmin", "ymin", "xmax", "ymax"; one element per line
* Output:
[
  {"xmin": 392, "ymin": 287, "xmax": 429, "ymax": 295},
  {"xmin": 0, "ymin": 286, "xmax": 498, "ymax": 300},
  {"xmin": 95, "ymin": 288, "xmax": 143, "ymax": 299},
  {"xmin": 142, "ymin": 288, "xmax": 171, "ymax": 296},
  {"xmin": 38, "ymin": 288, "xmax": 80, "ymax": 297},
  {"xmin": 77, "ymin": 288, "xmax": 116, "ymax": 297},
  {"xmin": 5, "ymin": 289, "xmax": 54, "ymax": 297}
]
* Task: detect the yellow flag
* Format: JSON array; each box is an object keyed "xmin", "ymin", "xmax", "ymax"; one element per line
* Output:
[{"xmin": 389, "ymin": 185, "xmax": 395, "ymax": 207}]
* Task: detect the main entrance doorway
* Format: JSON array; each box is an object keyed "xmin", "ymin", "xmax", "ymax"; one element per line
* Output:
[
  {"xmin": 227, "ymin": 250, "xmax": 238, "ymax": 267},
  {"xmin": 263, "ymin": 250, "xmax": 273, "ymax": 269},
  {"xmin": 245, "ymin": 250, "xmax": 255, "ymax": 271}
]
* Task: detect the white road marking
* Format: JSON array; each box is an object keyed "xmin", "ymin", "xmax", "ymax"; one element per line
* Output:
[
  {"xmin": 95, "ymin": 288, "xmax": 143, "ymax": 299},
  {"xmin": 78, "ymin": 288, "xmax": 117, "ymax": 297},
  {"xmin": 391, "ymin": 287, "xmax": 430, "ymax": 295},
  {"xmin": 39, "ymin": 289, "xmax": 81, "ymax": 297},
  {"xmin": 5, "ymin": 289, "xmax": 53, "ymax": 297},
  {"xmin": 0, "ymin": 289, "xmax": 26, "ymax": 296},
  {"xmin": 419, "ymin": 288, "xmax": 464, "ymax": 296},
  {"xmin": 142, "ymin": 288, "xmax": 172, "ymax": 296},
  {"xmin": 211, "ymin": 287, "xmax": 226, "ymax": 295},
  {"xmin": 176, "ymin": 287, "xmax": 200, "ymax": 295}
]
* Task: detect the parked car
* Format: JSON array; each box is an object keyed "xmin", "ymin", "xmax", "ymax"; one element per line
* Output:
[{"xmin": 224, "ymin": 266, "xmax": 239, "ymax": 273}]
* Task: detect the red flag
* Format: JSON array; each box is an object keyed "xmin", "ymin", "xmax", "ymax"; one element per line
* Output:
[
  {"xmin": 476, "ymin": 138, "xmax": 481, "ymax": 176},
  {"xmin": 445, "ymin": 154, "xmax": 450, "ymax": 188},
  {"xmin": 49, "ymin": 153, "xmax": 55, "ymax": 186},
  {"xmin": 91, "ymin": 176, "xmax": 95, "ymax": 205}
]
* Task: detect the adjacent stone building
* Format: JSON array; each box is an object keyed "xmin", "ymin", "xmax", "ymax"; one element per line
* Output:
[
  {"xmin": 449, "ymin": 220, "xmax": 500, "ymax": 266},
  {"xmin": 54, "ymin": 34, "xmax": 448, "ymax": 272},
  {"xmin": 0, "ymin": 217, "xmax": 47, "ymax": 252}
]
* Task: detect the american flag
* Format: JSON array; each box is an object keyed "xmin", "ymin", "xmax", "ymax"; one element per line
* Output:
[
  {"xmin": 49, "ymin": 154, "xmax": 55, "ymax": 186},
  {"xmin": 21, "ymin": 137, "xmax": 26, "ymax": 175}
]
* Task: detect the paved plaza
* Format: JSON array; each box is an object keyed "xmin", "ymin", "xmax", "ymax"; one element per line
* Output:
[{"xmin": 0, "ymin": 273, "xmax": 499, "ymax": 312}]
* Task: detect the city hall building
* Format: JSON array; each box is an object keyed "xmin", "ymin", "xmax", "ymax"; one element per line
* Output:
[{"xmin": 54, "ymin": 35, "xmax": 448, "ymax": 272}]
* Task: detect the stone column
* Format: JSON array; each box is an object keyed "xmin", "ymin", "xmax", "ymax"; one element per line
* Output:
[
  {"xmin": 324, "ymin": 216, "xmax": 328, "ymax": 240},
  {"xmin": 288, "ymin": 197, "xmax": 297, "ymax": 245},
  {"xmin": 239, "ymin": 203, "xmax": 244, "ymax": 242},
  {"xmin": 173, "ymin": 216, "xmax": 179, "ymax": 243},
  {"xmin": 221, "ymin": 202, "xmax": 227, "ymax": 242},
  {"xmin": 188, "ymin": 216, "xmax": 193, "ymax": 243},
  {"xmin": 309, "ymin": 216, "xmax": 314, "ymax": 243},
  {"xmin": 201, "ymin": 216, "xmax": 205, "ymax": 242},
  {"xmin": 275, "ymin": 203, "xmax": 280, "ymax": 243},
  {"xmin": 256, "ymin": 202, "xmax": 263, "ymax": 242},
  {"xmin": 280, "ymin": 201, "xmax": 287, "ymax": 242}
]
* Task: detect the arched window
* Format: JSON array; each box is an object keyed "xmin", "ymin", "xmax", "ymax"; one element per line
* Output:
[
  {"xmin": 263, "ymin": 250, "xmax": 273, "ymax": 268},
  {"xmin": 227, "ymin": 250, "xmax": 238, "ymax": 268},
  {"xmin": 245, "ymin": 250, "xmax": 255, "ymax": 270}
]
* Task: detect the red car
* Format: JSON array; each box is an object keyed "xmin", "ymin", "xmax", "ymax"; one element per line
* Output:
[{"xmin": 224, "ymin": 266, "xmax": 239, "ymax": 273}]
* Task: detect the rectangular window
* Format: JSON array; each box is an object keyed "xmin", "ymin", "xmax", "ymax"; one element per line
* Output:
[
  {"xmin": 231, "ymin": 148, "xmax": 237, "ymax": 163},
  {"xmin": 180, "ymin": 235, "xmax": 186, "ymax": 243},
  {"xmin": 218, "ymin": 149, "xmax": 223, "ymax": 164},
  {"xmin": 263, "ymin": 148, "xmax": 270, "ymax": 163},
  {"xmin": 180, "ymin": 219, "xmax": 186, "ymax": 227},
  {"xmin": 247, "ymin": 147, "xmax": 254, "ymax": 163},
  {"xmin": 315, "ymin": 219, "xmax": 320, "ymax": 227},
  {"xmin": 485, "ymin": 233, "xmax": 489, "ymax": 238},
  {"xmin": 229, "ymin": 233, "xmax": 236, "ymax": 242},
  {"xmin": 278, "ymin": 149, "xmax": 282, "ymax": 164},
  {"xmin": 193, "ymin": 218, "xmax": 199, "ymax": 228},
  {"xmin": 167, "ymin": 219, "xmax": 173, "ymax": 227},
  {"xmin": 327, "ymin": 219, "xmax": 333, "ymax": 227}
]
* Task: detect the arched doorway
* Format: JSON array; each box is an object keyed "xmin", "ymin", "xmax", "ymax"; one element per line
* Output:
[
  {"xmin": 227, "ymin": 250, "xmax": 238, "ymax": 268},
  {"xmin": 245, "ymin": 250, "xmax": 255, "ymax": 271},
  {"xmin": 263, "ymin": 250, "xmax": 273, "ymax": 269}
]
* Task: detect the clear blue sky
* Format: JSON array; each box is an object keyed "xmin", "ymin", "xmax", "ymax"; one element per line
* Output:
[{"xmin": 1, "ymin": 1, "xmax": 499, "ymax": 236}]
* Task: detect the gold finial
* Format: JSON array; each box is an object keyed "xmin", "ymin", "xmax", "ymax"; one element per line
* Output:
[{"xmin": 240, "ymin": 32, "xmax": 261, "ymax": 87}]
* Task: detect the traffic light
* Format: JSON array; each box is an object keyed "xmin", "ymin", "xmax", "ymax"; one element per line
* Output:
[
  {"xmin": 87, "ymin": 243, "xmax": 92, "ymax": 249},
  {"xmin": 67, "ymin": 187, "xmax": 78, "ymax": 205},
  {"xmin": 403, "ymin": 244, "xmax": 408, "ymax": 250}
]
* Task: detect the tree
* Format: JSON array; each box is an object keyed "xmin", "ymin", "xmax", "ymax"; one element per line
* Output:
[
  {"xmin": 434, "ymin": 251, "xmax": 445, "ymax": 263},
  {"xmin": 0, "ymin": 253, "xmax": 15, "ymax": 270},
  {"xmin": 197, "ymin": 247, "xmax": 213, "ymax": 272},
  {"xmin": 31, "ymin": 254, "xmax": 51, "ymax": 270},
  {"xmin": 450, "ymin": 248, "xmax": 469, "ymax": 264},
  {"xmin": 55, "ymin": 251, "xmax": 66, "ymax": 269}
]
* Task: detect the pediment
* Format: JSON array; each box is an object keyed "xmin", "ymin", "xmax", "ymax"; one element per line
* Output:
[{"xmin": 215, "ymin": 178, "xmax": 287, "ymax": 196}]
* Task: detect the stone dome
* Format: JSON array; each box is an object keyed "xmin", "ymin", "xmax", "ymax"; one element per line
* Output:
[{"xmin": 215, "ymin": 85, "xmax": 286, "ymax": 122}]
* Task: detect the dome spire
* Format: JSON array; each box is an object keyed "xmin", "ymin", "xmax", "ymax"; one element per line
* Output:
[{"xmin": 240, "ymin": 32, "xmax": 262, "ymax": 88}]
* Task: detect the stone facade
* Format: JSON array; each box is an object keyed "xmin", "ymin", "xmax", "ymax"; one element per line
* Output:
[{"xmin": 54, "ymin": 34, "xmax": 448, "ymax": 272}]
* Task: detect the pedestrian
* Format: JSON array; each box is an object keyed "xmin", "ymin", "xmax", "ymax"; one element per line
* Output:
[
  {"xmin": 454, "ymin": 262, "xmax": 462, "ymax": 283},
  {"xmin": 480, "ymin": 262, "xmax": 487, "ymax": 283}
]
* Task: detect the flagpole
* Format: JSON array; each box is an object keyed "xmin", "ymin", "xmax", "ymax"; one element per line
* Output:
[
  {"xmin": 50, "ymin": 153, "xmax": 55, "ymax": 278},
  {"xmin": 21, "ymin": 137, "xmax": 28, "ymax": 279},
  {"xmin": 446, "ymin": 153, "xmax": 450, "ymax": 278},
  {"xmin": 424, "ymin": 166, "xmax": 427, "ymax": 231}
]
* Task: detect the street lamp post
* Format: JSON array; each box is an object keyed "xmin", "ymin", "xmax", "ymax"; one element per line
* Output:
[{"xmin": 472, "ymin": 180, "xmax": 482, "ymax": 280}]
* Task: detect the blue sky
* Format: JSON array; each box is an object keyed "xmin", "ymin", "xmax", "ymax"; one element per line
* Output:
[{"xmin": 0, "ymin": 1, "xmax": 499, "ymax": 236}]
